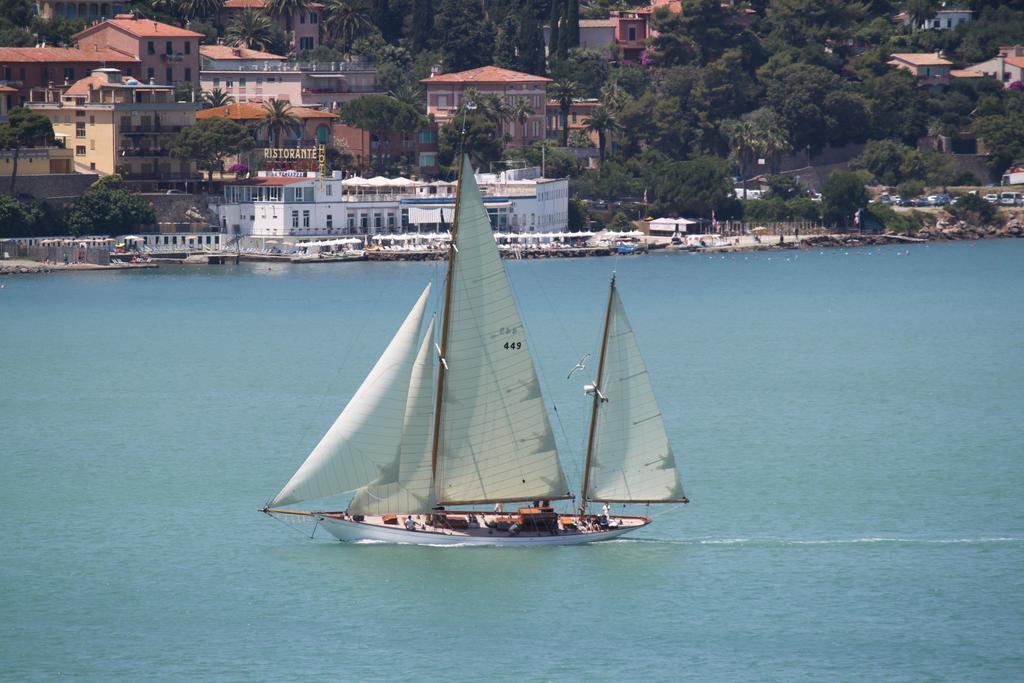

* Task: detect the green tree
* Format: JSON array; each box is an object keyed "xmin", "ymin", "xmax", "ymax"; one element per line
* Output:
[
  {"xmin": 201, "ymin": 88, "xmax": 234, "ymax": 108},
  {"xmin": 949, "ymin": 193, "xmax": 997, "ymax": 225},
  {"xmin": 548, "ymin": 79, "xmax": 579, "ymax": 147},
  {"xmin": 723, "ymin": 107, "xmax": 790, "ymax": 185},
  {"xmin": 437, "ymin": 111, "xmax": 503, "ymax": 170},
  {"xmin": 66, "ymin": 188, "xmax": 156, "ymax": 235},
  {"xmin": 584, "ymin": 105, "xmax": 620, "ymax": 163},
  {"xmin": 265, "ymin": 0, "xmax": 309, "ymax": 33},
  {"xmin": 0, "ymin": 107, "xmax": 54, "ymax": 194},
  {"xmin": 547, "ymin": 0, "xmax": 561, "ymax": 65},
  {"xmin": 515, "ymin": 0, "xmax": 547, "ymax": 75},
  {"xmin": 0, "ymin": 195, "xmax": 35, "ymax": 238},
  {"xmin": 434, "ymin": 0, "xmax": 494, "ymax": 73},
  {"xmin": 322, "ymin": 0, "xmax": 373, "ymax": 53},
  {"xmin": 509, "ymin": 98, "xmax": 534, "ymax": 150},
  {"xmin": 493, "ymin": 13, "xmax": 519, "ymax": 69},
  {"xmin": 972, "ymin": 112, "xmax": 1024, "ymax": 179},
  {"xmin": 821, "ymin": 170, "xmax": 869, "ymax": 226},
  {"xmin": 764, "ymin": 63, "xmax": 847, "ymax": 154},
  {"xmin": 568, "ymin": 196, "xmax": 587, "ymax": 231},
  {"xmin": 179, "ymin": 0, "xmax": 223, "ymax": 20},
  {"xmin": 170, "ymin": 117, "xmax": 254, "ymax": 182},
  {"xmin": 410, "ymin": 0, "xmax": 433, "ymax": 52},
  {"xmin": 225, "ymin": 9, "xmax": 276, "ymax": 51},
  {"xmin": 565, "ymin": 0, "xmax": 579, "ymax": 49},
  {"xmin": 339, "ymin": 95, "xmax": 424, "ymax": 171},
  {"xmin": 655, "ymin": 156, "xmax": 735, "ymax": 217},
  {"xmin": 257, "ymin": 99, "xmax": 302, "ymax": 146},
  {"xmin": 854, "ymin": 139, "xmax": 914, "ymax": 186}
]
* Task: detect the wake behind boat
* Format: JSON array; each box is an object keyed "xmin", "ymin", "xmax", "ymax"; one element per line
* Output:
[{"xmin": 262, "ymin": 154, "xmax": 688, "ymax": 546}]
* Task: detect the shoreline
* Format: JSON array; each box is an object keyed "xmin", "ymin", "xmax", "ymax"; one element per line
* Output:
[{"xmin": 2, "ymin": 226, "xmax": 1021, "ymax": 275}]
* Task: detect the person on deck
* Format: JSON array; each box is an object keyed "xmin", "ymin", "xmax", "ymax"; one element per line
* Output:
[{"xmin": 404, "ymin": 515, "xmax": 417, "ymax": 531}]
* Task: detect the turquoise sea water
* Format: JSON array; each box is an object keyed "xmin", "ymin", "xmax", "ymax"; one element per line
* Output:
[{"xmin": 2, "ymin": 240, "xmax": 1023, "ymax": 681}]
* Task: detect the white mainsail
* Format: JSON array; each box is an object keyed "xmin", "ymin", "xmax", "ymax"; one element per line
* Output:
[
  {"xmin": 433, "ymin": 156, "xmax": 571, "ymax": 504},
  {"xmin": 270, "ymin": 284, "xmax": 431, "ymax": 507},
  {"xmin": 348, "ymin": 318, "xmax": 437, "ymax": 516},
  {"xmin": 585, "ymin": 286, "xmax": 687, "ymax": 503}
]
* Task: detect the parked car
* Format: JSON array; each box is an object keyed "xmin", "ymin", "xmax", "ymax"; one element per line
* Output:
[
  {"xmin": 998, "ymin": 191, "xmax": 1022, "ymax": 206},
  {"xmin": 898, "ymin": 196, "xmax": 916, "ymax": 206},
  {"xmin": 983, "ymin": 193, "xmax": 999, "ymax": 203},
  {"xmin": 734, "ymin": 188, "xmax": 762, "ymax": 200},
  {"xmin": 926, "ymin": 194, "xmax": 950, "ymax": 206}
]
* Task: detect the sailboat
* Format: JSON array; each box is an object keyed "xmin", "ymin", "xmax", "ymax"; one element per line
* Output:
[{"xmin": 263, "ymin": 155, "xmax": 688, "ymax": 545}]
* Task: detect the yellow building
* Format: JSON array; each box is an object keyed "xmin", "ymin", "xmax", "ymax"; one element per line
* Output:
[
  {"xmin": 28, "ymin": 67, "xmax": 201, "ymax": 189},
  {"xmin": 0, "ymin": 147, "xmax": 74, "ymax": 176}
]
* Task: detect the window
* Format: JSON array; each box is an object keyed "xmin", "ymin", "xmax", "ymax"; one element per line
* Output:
[
  {"xmin": 184, "ymin": 42, "xmax": 191, "ymax": 54},
  {"xmin": 299, "ymin": 12, "xmax": 305, "ymax": 23},
  {"xmin": 166, "ymin": 41, "xmax": 173, "ymax": 54},
  {"xmin": 311, "ymin": 12, "xmax": 317, "ymax": 23},
  {"xmin": 226, "ymin": 80, "xmax": 233, "ymax": 88},
  {"xmin": 185, "ymin": 68, "xmax": 191, "ymax": 81},
  {"xmin": 325, "ymin": 184, "xmax": 332, "ymax": 196},
  {"xmin": 299, "ymin": 37, "xmax": 314, "ymax": 51},
  {"xmin": 64, "ymin": 67, "xmax": 74, "ymax": 81},
  {"xmin": 75, "ymin": 145, "xmax": 86, "ymax": 155},
  {"xmin": 294, "ymin": 187, "xmax": 304, "ymax": 201},
  {"xmin": 628, "ymin": 26, "xmax": 636, "ymax": 41},
  {"xmin": 418, "ymin": 152, "xmax": 437, "ymax": 167},
  {"xmin": 213, "ymin": 77, "xmax": 220, "ymax": 87},
  {"xmin": 437, "ymin": 94, "xmax": 448, "ymax": 108},
  {"xmin": 239, "ymin": 78, "xmax": 246, "ymax": 87},
  {"xmin": 326, "ymin": 214, "xmax": 332, "ymax": 228},
  {"xmin": 90, "ymin": 140, "xmax": 95, "ymax": 150},
  {"xmin": 302, "ymin": 210, "xmax": 310, "ymax": 227},
  {"xmin": 75, "ymin": 122, "xmax": 86, "ymax": 138},
  {"xmin": 89, "ymin": 115, "xmax": 95, "ymax": 124},
  {"xmin": 147, "ymin": 41, "xmax": 155, "ymax": 55},
  {"xmin": 166, "ymin": 68, "xmax": 173, "ymax": 83},
  {"xmin": 291, "ymin": 211, "xmax": 299, "ymax": 228}
]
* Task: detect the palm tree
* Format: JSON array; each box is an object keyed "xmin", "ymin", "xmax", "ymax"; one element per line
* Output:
[
  {"xmin": 257, "ymin": 99, "xmax": 301, "ymax": 146},
  {"xmin": 723, "ymin": 107, "xmax": 790, "ymax": 186},
  {"xmin": 509, "ymin": 98, "xmax": 534, "ymax": 150},
  {"xmin": 225, "ymin": 9, "xmax": 275, "ymax": 51},
  {"xmin": 265, "ymin": 0, "xmax": 309, "ymax": 33},
  {"xmin": 388, "ymin": 81, "xmax": 424, "ymax": 110},
  {"xmin": 179, "ymin": 0, "xmax": 223, "ymax": 20},
  {"xmin": 202, "ymin": 88, "xmax": 234, "ymax": 108},
  {"xmin": 322, "ymin": 0, "xmax": 373, "ymax": 52},
  {"xmin": 600, "ymin": 75, "xmax": 626, "ymax": 113},
  {"xmin": 548, "ymin": 79, "xmax": 579, "ymax": 147},
  {"xmin": 584, "ymin": 105, "xmax": 620, "ymax": 163}
]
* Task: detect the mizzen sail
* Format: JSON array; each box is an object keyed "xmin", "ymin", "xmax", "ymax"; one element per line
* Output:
[
  {"xmin": 433, "ymin": 157, "xmax": 571, "ymax": 504},
  {"xmin": 270, "ymin": 284, "xmax": 431, "ymax": 507},
  {"xmin": 585, "ymin": 285, "xmax": 686, "ymax": 503}
]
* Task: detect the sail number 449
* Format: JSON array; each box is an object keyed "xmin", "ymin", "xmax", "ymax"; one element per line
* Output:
[{"xmin": 503, "ymin": 341, "xmax": 522, "ymax": 350}]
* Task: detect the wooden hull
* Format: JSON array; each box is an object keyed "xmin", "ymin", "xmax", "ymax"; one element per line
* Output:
[{"xmin": 316, "ymin": 516, "xmax": 646, "ymax": 546}]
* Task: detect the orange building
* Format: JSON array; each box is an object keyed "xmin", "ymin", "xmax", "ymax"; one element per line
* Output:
[
  {"xmin": 74, "ymin": 15, "xmax": 203, "ymax": 87},
  {"xmin": 421, "ymin": 66, "xmax": 551, "ymax": 148}
]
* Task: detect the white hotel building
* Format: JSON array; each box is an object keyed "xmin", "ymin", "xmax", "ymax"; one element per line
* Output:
[{"xmin": 217, "ymin": 167, "xmax": 569, "ymax": 237}]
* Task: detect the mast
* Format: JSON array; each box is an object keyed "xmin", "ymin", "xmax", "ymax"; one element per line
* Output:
[
  {"xmin": 579, "ymin": 272, "xmax": 616, "ymax": 517},
  {"xmin": 429, "ymin": 154, "xmax": 465, "ymax": 486}
]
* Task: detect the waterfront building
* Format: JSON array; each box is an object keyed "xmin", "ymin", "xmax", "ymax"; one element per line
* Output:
[
  {"xmin": 199, "ymin": 49, "xmax": 380, "ymax": 108},
  {"xmin": 196, "ymin": 101, "xmax": 337, "ymax": 148},
  {"xmin": 421, "ymin": 66, "xmax": 551, "ymax": 148},
  {"xmin": 0, "ymin": 47, "xmax": 139, "ymax": 106},
  {"xmin": 74, "ymin": 15, "xmax": 202, "ymax": 88},
  {"xmin": 216, "ymin": 166, "xmax": 568, "ymax": 238},
  {"xmin": 217, "ymin": 0, "xmax": 322, "ymax": 54},
  {"xmin": 28, "ymin": 67, "xmax": 200, "ymax": 187}
]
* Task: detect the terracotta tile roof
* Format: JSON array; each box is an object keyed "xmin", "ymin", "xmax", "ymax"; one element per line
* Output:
[
  {"xmin": 77, "ymin": 15, "xmax": 204, "ymax": 39},
  {"xmin": 1006, "ymin": 56, "xmax": 1024, "ymax": 69},
  {"xmin": 196, "ymin": 102, "xmax": 336, "ymax": 121},
  {"xmin": 0, "ymin": 47, "xmax": 138, "ymax": 63},
  {"xmin": 890, "ymin": 53, "xmax": 953, "ymax": 66},
  {"xmin": 199, "ymin": 45, "xmax": 285, "ymax": 61},
  {"xmin": 421, "ymin": 66, "xmax": 552, "ymax": 85},
  {"xmin": 63, "ymin": 71, "xmax": 174, "ymax": 95},
  {"xmin": 950, "ymin": 69, "xmax": 984, "ymax": 78}
]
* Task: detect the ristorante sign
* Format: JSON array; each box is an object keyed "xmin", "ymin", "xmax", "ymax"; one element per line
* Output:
[{"xmin": 263, "ymin": 147, "xmax": 319, "ymax": 161}]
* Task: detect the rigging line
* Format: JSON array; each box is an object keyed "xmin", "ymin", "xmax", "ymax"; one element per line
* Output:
[{"xmin": 265, "ymin": 510, "xmax": 321, "ymax": 540}]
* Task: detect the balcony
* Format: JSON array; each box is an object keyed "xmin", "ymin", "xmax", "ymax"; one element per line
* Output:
[
  {"xmin": 120, "ymin": 148, "xmax": 171, "ymax": 157},
  {"xmin": 121, "ymin": 124, "xmax": 186, "ymax": 134}
]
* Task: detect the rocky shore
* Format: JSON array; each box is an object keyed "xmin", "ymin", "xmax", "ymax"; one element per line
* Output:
[
  {"xmin": 0, "ymin": 259, "xmax": 158, "ymax": 275},
  {"xmin": 800, "ymin": 216, "xmax": 1023, "ymax": 249}
]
